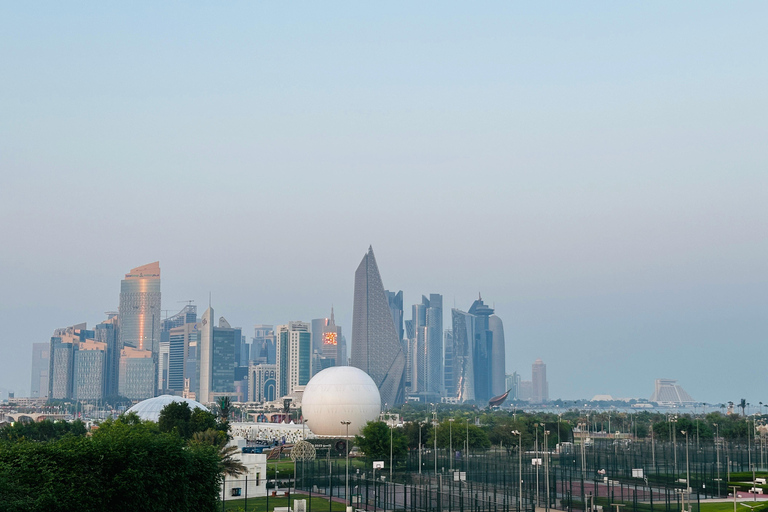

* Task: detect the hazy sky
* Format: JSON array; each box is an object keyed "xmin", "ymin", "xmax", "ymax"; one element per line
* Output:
[{"xmin": 1, "ymin": 3, "xmax": 766, "ymax": 403}]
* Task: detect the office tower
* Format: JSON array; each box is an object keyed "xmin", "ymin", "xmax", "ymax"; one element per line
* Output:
[
  {"xmin": 166, "ymin": 311, "xmax": 200, "ymax": 395},
  {"xmin": 450, "ymin": 309, "xmax": 475, "ymax": 402},
  {"xmin": 197, "ymin": 307, "xmax": 214, "ymax": 402},
  {"xmin": 48, "ymin": 324, "xmax": 84, "ymax": 399},
  {"xmin": 488, "ymin": 315, "xmax": 506, "ymax": 397},
  {"xmin": 448, "ymin": 296, "xmax": 501, "ymax": 404},
  {"xmin": 118, "ymin": 262, "xmax": 160, "ymax": 394},
  {"xmin": 506, "ymin": 372, "xmax": 521, "ymax": 400},
  {"xmin": 443, "ymin": 330, "xmax": 453, "ymax": 398},
  {"xmin": 118, "ymin": 262, "xmax": 161, "ymax": 352},
  {"xmin": 518, "ymin": 380, "xmax": 533, "ymax": 401},
  {"xmin": 385, "ymin": 290, "xmax": 404, "ymax": 343},
  {"xmin": 320, "ymin": 307, "xmax": 343, "ymax": 366},
  {"xmin": 252, "ymin": 325, "xmax": 276, "ymax": 364},
  {"xmin": 248, "ymin": 363, "xmax": 277, "ymax": 402},
  {"xmin": 350, "ymin": 247, "xmax": 407, "ymax": 406},
  {"xmin": 650, "ymin": 379, "xmax": 694, "ymax": 405},
  {"xmin": 275, "ymin": 321, "xmax": 312, "ymax": 398},
  {"xmin": 118, "ymin": 347, "xmax": 155, "ymax": 400},
  {"xmin": 531, "ymin": 358, "xmax": 548, "ymax": 403},
  {"xmin": 197, "ymin": 307, "xmax": 240, "ymax": 403},
  {"xmin": 73, "ymin": 340, "xmax": 107, "ymax": 400},
  {"xmin": 468, "ymin": 296, "xmax": 494, "ymax": 402},
  {"xmin": 311, "ymin": 318, "xmax": 329, "ymax": 354},
  {"xmin": 30, "ymin": 343, "xmax": 50, "ymax": 398},
  {"xmin": 94, "ymin": 313, "xmax": 119, "ymax": 397}
]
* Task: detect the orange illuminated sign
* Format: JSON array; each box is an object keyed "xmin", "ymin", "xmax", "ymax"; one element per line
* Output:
[{"xmin": 323, "ymin": 332, "xmax": 337, "ymax": 345}]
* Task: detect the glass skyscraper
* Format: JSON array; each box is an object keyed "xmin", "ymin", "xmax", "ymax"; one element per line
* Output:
[
  {"xmin": 118, "ymin": 262, "xmax": 161, "ymax": 352},
  {"xmin": 350, "ymin": 246, "xmax": 406, "ymax": 406}
]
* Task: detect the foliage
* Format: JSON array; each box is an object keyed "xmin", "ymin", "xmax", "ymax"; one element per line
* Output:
[
  {"xmin": 0, "ymin": 417, "xmax": 221, "ymax": 512},
  {"xmin": 354, "ymin": 421, "xmax": 408, "ymax": 462},
  {"xmin": 0, "ymin": 419, "xmax": 86, "ymax": 443},
  {"xmin": 217, "ymin": 396, "xmax": 233, "ymax": 433},
  {"xmin": 157, "ymin": 401, "xmax": 219, "ymax": 440},
  {"xmin": 427, "ymin": 420, "xmax": 490, "ymax": 450},
  {"xmin": 402, "ymin": 420, "xmax": 432, "ymax": 450},
  {"xmin": 192, "ymin": 428, "xmax": 246, "ymax": 476}
]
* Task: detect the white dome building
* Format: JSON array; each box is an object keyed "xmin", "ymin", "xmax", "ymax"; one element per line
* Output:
[
  {"xmin": 126, "ymin": 395, "xmax": 209, "ymax": 422},
  {"xmin": 302, "ymin": 366, "xmax": 381, "ymax": 437}
]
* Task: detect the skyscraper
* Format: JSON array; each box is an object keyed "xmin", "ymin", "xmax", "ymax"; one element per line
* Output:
[
  {"xmin": 30, "ymin": 343, "xmax": 50, "ymax": 398},
  {"xmin": 197, "ymin": 307, "xmax": 240, "ymax": 403},
  {"xmin": 385, "ymin": 290, "xmax": 404, "ymax": 344},
  {"xmin": 489, "ymin": 314, "xmax": 506, "ymax": 397},
  {"xmin": 118, "ymin": 262, "xmax": 160, "ymax": 395},
  {"xmin": 321, "ymin": 307, "xmax": 344, "ymax": 367},
  {"xmin": 406, "ymin": 294, "xmax": 443, "ymax": 402},
  {"xmin": 531, "ymin": 358, "xmax": 548, "ymax": 403},
  {"xmin": 118, "ymin": 262, "xmax": 161, "ymax": 352},
  {"xmin": 350, "ymin": 247, "xmax": 406, "ymax": 406},
  {"xmin": 275, "ymin": 321, "xmax": 312, "ymax": 397}
]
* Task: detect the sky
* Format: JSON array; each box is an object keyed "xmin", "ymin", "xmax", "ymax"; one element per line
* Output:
[{"xmin": 1, "ymin": 2, "xmax": 766, "ymax": 404}]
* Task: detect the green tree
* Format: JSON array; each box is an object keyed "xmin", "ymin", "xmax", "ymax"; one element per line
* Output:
[
  {"xmin": 192, "ymin": 428, "xmax": 246, "ymax": 477},
  {"xmin": 158, "ymin": 400, "xmax": 193, "ymax": 438},
  {"xmin": 355, "ymin": 421, "xmax": 408, "ymax": 462},
  {"xmin": 428, "ymin": 420, "xmax": 490, "ymax": 450}
]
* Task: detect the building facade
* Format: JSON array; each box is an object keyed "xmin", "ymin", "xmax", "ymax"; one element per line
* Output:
[
  {"xmin": 275, "ymin": 321, "xmax": 311, "ymax": 398},
  {"xmin": 350, "ymin": 247, "xmax": 407, "ymax": 406}
]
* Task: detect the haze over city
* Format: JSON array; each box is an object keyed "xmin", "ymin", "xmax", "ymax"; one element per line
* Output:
[{"xmin": 1, "ymin": 3, "xmax": 766, "ymax": 403}]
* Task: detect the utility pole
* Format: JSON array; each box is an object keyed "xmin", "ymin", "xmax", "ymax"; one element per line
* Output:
[{"xmin": 512, "ymin": 430, "xmax": 523, "ymax": 512}]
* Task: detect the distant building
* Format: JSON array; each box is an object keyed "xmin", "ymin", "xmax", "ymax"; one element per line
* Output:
[
  {"xmin": 518, "ymin": 380, "xmax": 533, "ymax": 401},
  {"xmin": 118, "ymin": 347, "xmax": 155, "ymax": 400},
  {"xmin": 650, "ymin": 379, "xmax": 694, "ymax": 405},
  {"xmin": 94, "ymin": 313, "xmax": 119, "ymax": 397},
  {"xmin": 385, "ymin": 290, "xmax": 404, "ymax": 344},
  {"xmin": 350, "ymin": 247, "xmax": 406, "ymax": 406},
  {"xmin": 275, "ymin": 321, "xmax": 312, "ymax": 398},
  {"xmin": 531, "ymin": 359, "xmax": 548, "ymax": 403},
  {"xmin": 406, "ymin": 294, "xmax": 443, "ymax": 402},
  {"xmin": 30, "ymin": 343, "xmax": 50, "ymax": 398},
  {"xmin": 248, "ymin": 363, "xmax": 277, "ymax": 403},
  {"xmin": 197, "ymin": 307, "xmax": 240, "ymax": 403},
  {"xmin": 443, "ymin": 330, "xmax": 453, "ymax": 397},
  {"xmin": 321, "ymin": 307, "xmax": 344, "ymax": 366},
  {"xmin": 73, "ymin": 340, "xmax": 107, "ymax": 400},
  {"xmin": 118, "ymin": 262, "xmax": 161, "ymax": 394},
  {"xmin": 505, "ymin": 372, "xmax": 521, "ymax": 400},
  {"xmin": 252, "ymin": 325, "xmax": 276, "ymax": 365}
]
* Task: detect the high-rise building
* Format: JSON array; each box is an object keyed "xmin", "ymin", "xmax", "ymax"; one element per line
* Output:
[
  {"xmin": 252, "ymin": 325, "xmax": 276, "ymax": 364},
  {"xmin": 505, "ymin": 372, "xmax": 521, "ymax": 400},
  {"xmin": 405, "ymin": 294, "xmax": 443, "ymax": 402},
  {"xmin": 73, "ymin": 340, "xmax": 107, "ymax": 400},
  {"xmin": 448, "ymin": 296, "xmax": 504, "ymax": 404},
  {"xmin": 320, "ymin": 307, "xmax": 343, "ymax": 367},
  {"xmin": 197, "ymin": 307, "xmax": 240, "ymax": 403},
  {"xmin": 30, "ymin": 343, "xmax": 50, "ymax": 398},
  {"xmin": 443, "ymin": 329, "xmax": 454, "ymax": 398},
  {"xmin": 488, "ymin": 315, "xmax": 506, "ymax": 397},
  {"xmin": 118, "ymin": 347, "xmax": 155, "ymax": 400},
  {"xmin": 248, "ymin": 363, "xmax": 277, "ymax": 402},
  {"xmin": 94, "ymin": 313, "xmax": 119, "ymax": 397},
  {"xmin": 311, "ymin": 318, "xmax": 329, "ymax": 354},
  {"xmin": 275, "ymin": 321, "xmax": 312, "ymax": 398},
  {"xmin": 531, "ymin": 358, "xmax": 548, "ymax": 403},
  {"xmin": 48, "ymin": 325, "xmax": 82, "ymax": 400},
  {"xmin": 118, "ymin": 262, "xmax": 160, "ymax": 394},
  {"xmin": 350, "ymin": 247, "xmax": 406, "ymax": 406},
  {"xmin": 385, "ymin": 290, "xmax": 404, "ymax": 344},
  {"xmin": 167, "ymin": 316, "xmax": 200, "ymax": 395}
]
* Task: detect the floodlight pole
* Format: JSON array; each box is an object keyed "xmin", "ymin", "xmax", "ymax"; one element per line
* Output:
[
  {"xmin": 341, "ymin": 420, "xmax": 351, "ymax": 505},
  {"xmin": 512, "ymin": 430, "xmax": 522, "ymax": 512}
]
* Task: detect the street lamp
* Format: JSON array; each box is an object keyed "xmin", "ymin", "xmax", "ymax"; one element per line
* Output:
[
  {"xmin": 341, "ymin": 420, "xmax": 351, "ymax": 505},
  {"xmin": 449, "ymin": 418, "xmax": 454, "ymax": 471},
  {"xmin": 512, "ymin": 430, "xmax": 523, "ymax": 512},
  {"xmin": 534, "ymin": 422, "xmax": 540, "ymax": 507},
  {"xmin": 714, "ymin": 423, "xmax": 721, "ymax": 496},
  {"xmin": 544, "ymin": 430, "xmax": 551, "ymax": 512},
  {"xmin": 681, "ymin": 429, "xmax": 690, "ymax": 500}
]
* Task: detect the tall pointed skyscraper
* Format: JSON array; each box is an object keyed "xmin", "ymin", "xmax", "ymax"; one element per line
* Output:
[{"xmin": 351, "ymin": 247, "xmax": 406, "ymax": 406}]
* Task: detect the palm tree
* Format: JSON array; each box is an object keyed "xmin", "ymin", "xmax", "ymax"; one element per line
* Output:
[
  {"xmin": 217, "ymin": 396, "xmax": 233, "ymax": 422},
  {"xmin": 740, "ymin": 398, "xmax": 747, "ymax": 417},
  {"xmin": 192, "ymin": 428, "xmax": 246, "ymax": 477}
]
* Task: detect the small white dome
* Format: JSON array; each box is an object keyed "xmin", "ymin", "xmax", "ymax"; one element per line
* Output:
[
  {"xmin": 302, "ymin": 367, "xmax": 381, "ymax": 437},
  {"xmin": 126, "ymin": 395, "xmax": 209, "ymax": 422}
]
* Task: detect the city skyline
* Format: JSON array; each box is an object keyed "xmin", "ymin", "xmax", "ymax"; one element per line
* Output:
[{"xmin": 1, "ymin": 3, "xmax": 766, "ymax": 404}]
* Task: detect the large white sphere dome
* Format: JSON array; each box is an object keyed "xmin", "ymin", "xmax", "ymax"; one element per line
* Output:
[
  {"xmin": 126, "ymin": 395, "xmax": 209, "ymax": 423},
  {"xmin": 302, "ymin": 367, "xmax": 381, "ymax": 437}
]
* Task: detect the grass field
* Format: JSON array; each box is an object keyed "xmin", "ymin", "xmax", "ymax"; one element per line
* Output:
[
  {"xmin": 698, "ymin": 502, "xmax": 768, "ymax": 512},
  {"xmin": 221, "ymin": 495, "xmax": 347, "ymax": 512}
]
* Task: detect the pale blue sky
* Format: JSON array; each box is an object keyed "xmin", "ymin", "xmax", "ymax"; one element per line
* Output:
[{"xmin": 1, "ymin": 2, "xmax": 766, "ymax": 402}]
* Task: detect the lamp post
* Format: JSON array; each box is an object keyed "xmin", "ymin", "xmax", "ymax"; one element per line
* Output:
[
  {"xmin": 544, "ymin": 430, "xmax": 551, "ymax": 512},
  {"xmin": 389, "ymin": 416, "xmax": 393, "ymax": 482},
  {"xmin": 341, "ymin": 420, "xmax": 351, "ymax": 505},
  {"xmin": 432, "ymin": 408, "xmax": 438, "ymax": 475},
  {"xmin": 671, "ymin": 417, "xmax": 678, "ymax": 479},
  {"xmin": 681, "ymin": 429, "xmax": 690, "ymax": 504},
  {"xmin": 512, "ymin": 430, "xmax": 523, "ymax": 512},
  {"xmin": 418, "ymin": 420, "xmax": 423, "ymax": 475},
  {"xmin": 714, "ymin": 423, "xmax": 721, "ymax": 497},
  {"xmin": 534, "ymin": 423, "xmax": 540, "ymax": 508},
  {"xmin": 449, "ymin": 418, "xmax": 454, "ymax": 471}
]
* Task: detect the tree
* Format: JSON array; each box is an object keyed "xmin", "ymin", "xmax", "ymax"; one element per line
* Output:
[
  {"xmin": 158, "ymin": 400, "xmax": 193, "ymax": 438},
  {"xmin": 192, "ymin": 428, "xmax": 246, "ymax": 477},
  {"xmin": 428, "ymin": 420, "xmax": 490, "ymax": 450},
  {"xmin": 355, "ymin": 421, "xmax": 408, "ymax": 462},
  {"xmin": 217, "ymin": 396, "xmax": 233, "ymax": 433}
]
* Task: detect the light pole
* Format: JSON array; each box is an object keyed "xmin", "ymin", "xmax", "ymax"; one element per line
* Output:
[
  {"xmin": 714, "ymin": 423, "xmax": 721, "ymax": 496},
  {"xmin": 449, "ymin": 418, "xmax": 454, "ymax": 471},
  {"xmin": 534, "ymin": 422, "xmax": 540, "ymax": 508},
  {"xmin": 512, "ymin": 430, "xmax": 522, "ymax": 512},
  {"xmin": 389, "ymin": 416, "xmax": 393, "ymax": 482},
  {"xmin": 418, "ymin": 420, "xmax": 423, "ymax": 475},
  {"xmin": 671, "ymin": 417, "xmax": 678, "ymax": 478},
  {"xmin": 681, "ymin": 429, "xmax": 690, "ymax": 505},
  {"xmin": 432, "ymin": 408, "xmax": 438, "ymax": 475},
  {"xmin": 341, "ymin": 420, "xmax": 351, "ymax": 505},
  {"xmin": 544, "ymin": 430, "xmax": 551, "ymax": 512}
]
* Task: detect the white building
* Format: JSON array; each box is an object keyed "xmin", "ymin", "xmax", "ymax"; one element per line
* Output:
[{"xmin": 223, "ymin": 438, "xmax": 268, "ymax": 499}]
